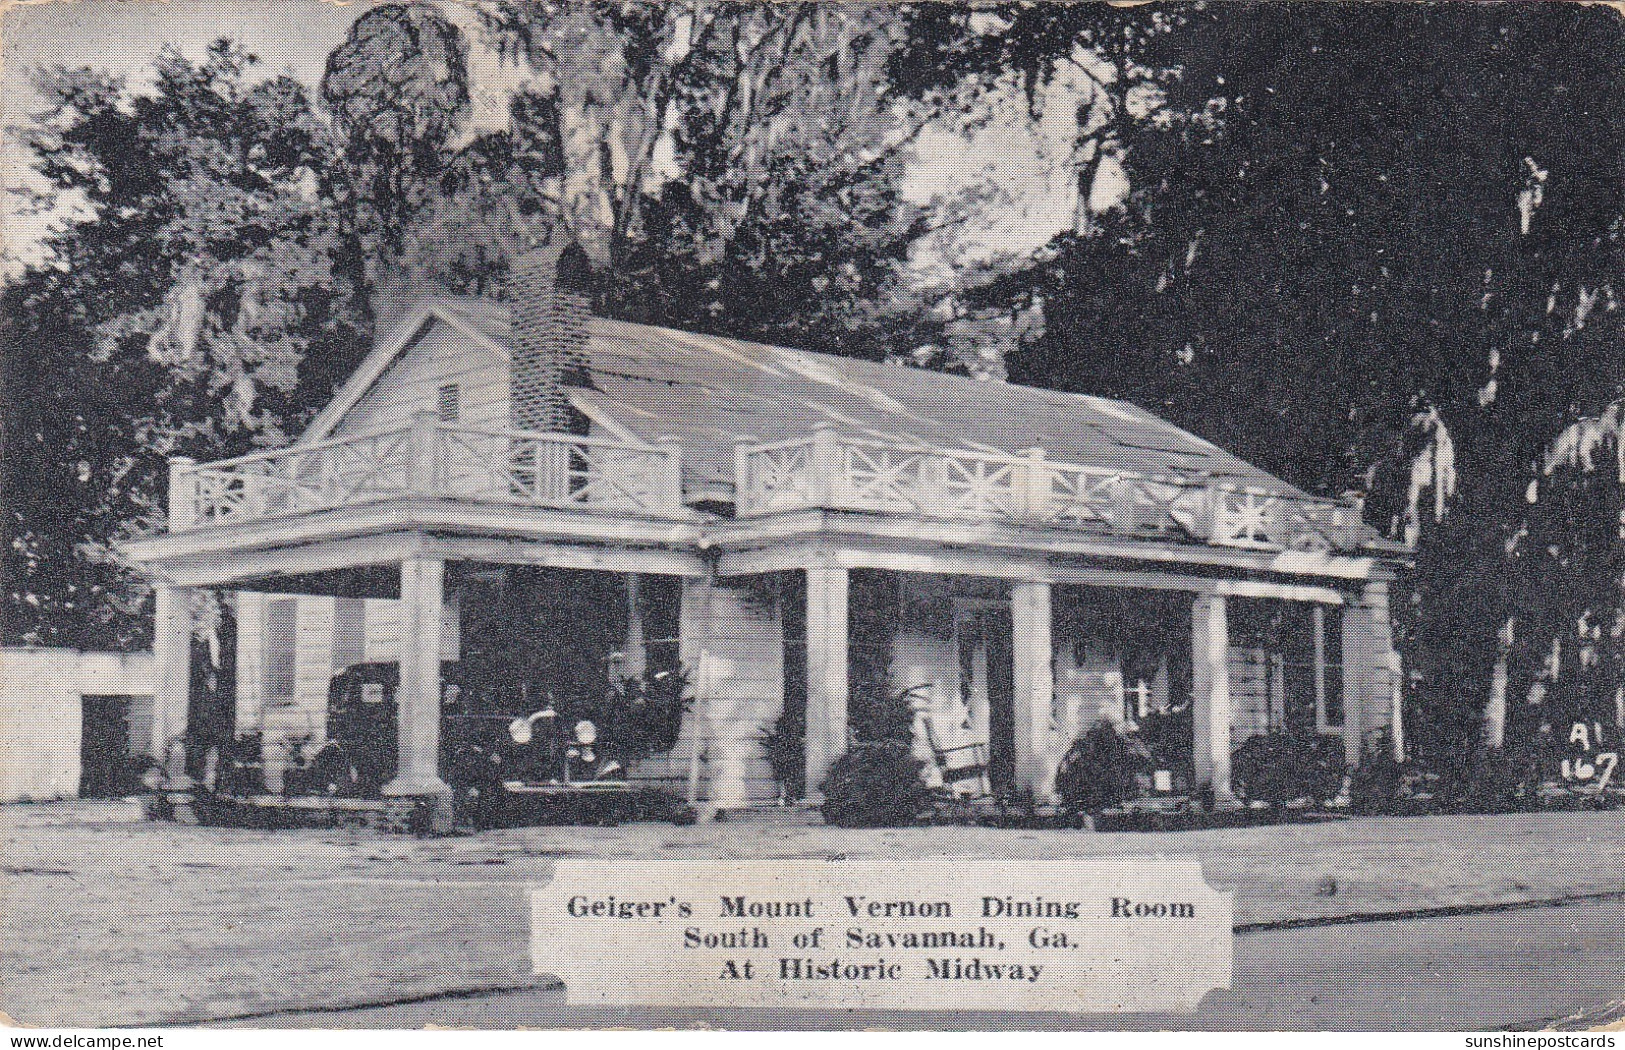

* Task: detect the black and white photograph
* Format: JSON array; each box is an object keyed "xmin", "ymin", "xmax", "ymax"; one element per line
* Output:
[{"xmin": 1, "ymin": 0, "xmax": 1622, "ymax": 1035}]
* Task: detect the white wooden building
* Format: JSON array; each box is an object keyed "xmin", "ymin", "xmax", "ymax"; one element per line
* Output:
[{"xmin": 123, "ymin": 241, "xmax": 1409, "ymax": 820}]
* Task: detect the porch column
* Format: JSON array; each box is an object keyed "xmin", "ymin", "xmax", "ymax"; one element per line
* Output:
[
  {"xmin": 383, "ymin": 556, "xmax": 451, "ymax": 801},
  {"xmin": 151, "ymin": 583, "xmax": 194, "ymax": 787},
  {"xmin": 1190, "ymin": 592, "xmax": 1237, "ymax": 807},
  {"xmin": 1010, "ymin": 580, "xmax": 1056, "ymax": 801},
  {"xmin": 804, "ymin": 566, "xmax": 849, "ymax": 799},
  {"xmin": 622, "ymin": 573, "xmax": 647, "ymax": 680},
  {"xmin": 1342, "ymin": 581, "xmax": 1399, "ymax": 762}
]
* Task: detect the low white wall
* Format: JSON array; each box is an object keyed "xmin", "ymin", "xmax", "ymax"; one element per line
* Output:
[{"xmin": 0, "ymin": 648, "xmax": 155, "ymax": 802}]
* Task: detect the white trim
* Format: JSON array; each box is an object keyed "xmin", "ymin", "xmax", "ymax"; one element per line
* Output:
[
  {"xmin": 706, "ymin": 509, "xmax": 1388, "ymax": 580},
  {"xmin": 300, "ymin": 306, "xmax": 510, "ymax": 446},
  {"xmin": 569, "ymin": 392, "xmax": 640, "ymax": 444},
  {"xmin": 123, "ymin": 497, "xmax": 704, "ymax": 570}
]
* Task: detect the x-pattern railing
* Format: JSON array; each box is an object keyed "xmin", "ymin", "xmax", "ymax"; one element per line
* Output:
[
  {"xmin": 938, "ymin": 450, "xmax": 1020, "ymax": 517},
  {"xmin": 184, "ymin": 428, "xmax": 416, "ymax": 526},
  {"xmin": 170, "ymin": 419, "xmax": 685, "ymax": 530},
  {"xmin": 839, "ymin": 442, "xmax": 934, "ymax": 511},
  {"xmin": 736, "ymin": 427, "xmax": 1363, "ymax": 553},
  {"xmin": 734, "ymin": 437, "xmax": 816, "ymax": 512}
]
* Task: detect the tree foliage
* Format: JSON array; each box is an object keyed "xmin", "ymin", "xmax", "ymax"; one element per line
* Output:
[
  {"xmin": 448, "ymin": 1, "xmax": 932, "ymax": 356},
  {"xmin": 4, "ymin": 3, "xmax": 939, "ymax": 643},
  {"xmin": 5, "ymin": 41, "xmax": 363, "ymax": 647},
  {"xmin": 321, "ymin": 2, "xmax": 472, "ymax": 286},
  {"xmin": 907, "ymin": 2, "xmax": 1624, "ymax": 762}
]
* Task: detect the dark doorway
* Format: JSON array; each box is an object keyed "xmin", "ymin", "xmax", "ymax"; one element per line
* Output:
[
  {"xmin": 986, "ymin": 609, "xmax": 1015, "ymax": 792},
  {"xmin": 957, "ymin": 604, "xmax": 1016, "ymax": 792},
  {"xmin": 80, "ymin": 695, "xmax": 140, "ymax": 798}
]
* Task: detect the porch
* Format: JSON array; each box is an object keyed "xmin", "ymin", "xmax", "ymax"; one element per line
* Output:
[
  {"xmin": 162, "ymin": 410, "xmax": 1370, "ymax": 556},
  {"xmin": 129, "ymin": 410, "xmax": 1401, "ymax": 827},
  {"xmin": 139, "ymin": 560, "xmax": 1398, "ymax": 828}
]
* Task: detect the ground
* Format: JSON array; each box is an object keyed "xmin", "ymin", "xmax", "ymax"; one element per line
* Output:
[
  {"xmin": 235, "ymin": 899, "xmax": 1625, "ymax": 1031},
  {"xmin": 4, "ymin": 803, "xmax": 1625, "ymax": 1028}
]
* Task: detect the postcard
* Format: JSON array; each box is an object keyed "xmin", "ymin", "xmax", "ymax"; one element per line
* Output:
[{"xmin": 3, "ymin": 0, "xmax": 1623, "ymax": 1036}]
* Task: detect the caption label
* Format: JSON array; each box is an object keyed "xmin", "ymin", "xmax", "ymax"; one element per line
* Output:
[{"xmin": 531, "ymin": 859, "xmax": 1231, "ymax": 1012}]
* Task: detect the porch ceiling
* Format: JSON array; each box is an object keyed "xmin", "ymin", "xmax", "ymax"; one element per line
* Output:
[
  {"xmin": 126, "ymin": 491, "xmax": 1394, "ymax": 591},
  {"xmin": 705, "ymin": 508, "xmax": 1388, "ymax": 586},
  {"xmin": 121, "ymin": 497, "xmax": 708, "ymax": 587}
]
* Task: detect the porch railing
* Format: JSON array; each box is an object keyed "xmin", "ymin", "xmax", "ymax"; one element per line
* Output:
[
  {"xmin": 168, "ymin": 413, "xmax": 685, "ymax": 530},
  {"xmin": 734, "ymin": 424, "xmax": 1367, "ymax": 553}
]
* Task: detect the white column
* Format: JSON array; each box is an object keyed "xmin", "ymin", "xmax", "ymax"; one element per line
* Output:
[
  {"xmin": 151, "ymin": 584, "xmax": 194, "ymax": 786},
  {"xmin": 167, "ymin": 458, "xmax": 197, "ymax": 531},
  {"xmin": 657, "ymin": 436, "xmax": 684, "ymax": 510},
  {"xmin": 1010, "ymin": 581, "xmax": 1056, "ymax": 800},
  {"xmin": 804, "ymin": 566, "xmax": 849, "ymax": 799},
  {"xmin": 622, "ymin": 573, "xmax": 647, "ymax": 680},
  {"xmin": 808, "ymin": 423, "xmax": 842, "ymax": 507},
  {"xmin": 1191, "ymin": 592, "xmax": 1237, "ymax": 806},
  {"xmin": 1312, "ymin": 604, "xmax": 1328, "ymax": 727},
  {"xmin": 1342, "ymin": 581, "xmax": 1397, "ymax": 763},
  {"xmin": 383, "ymin": 557, "xmax": 450, "ymax": 797},
  {"xmin": 1485, "ymin": 617, "xmax": 1514, "ymax": 750},
  {"xmin": 409, "ymin": 409, "xmax": 440, "ymax": 495}
]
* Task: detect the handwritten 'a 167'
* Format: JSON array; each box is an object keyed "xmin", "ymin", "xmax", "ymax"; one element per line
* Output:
[{"xmin": 1562, "ymin": 722, "xmax": 1618, "ymax": 791}]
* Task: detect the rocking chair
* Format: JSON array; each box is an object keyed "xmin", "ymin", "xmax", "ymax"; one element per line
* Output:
[{"xmin": 917, "ymin": 713, "xmax": 993, "ymax": 798}]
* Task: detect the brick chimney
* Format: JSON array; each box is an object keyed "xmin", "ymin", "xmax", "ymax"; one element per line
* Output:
[{"xmin": 506, "ymin": 237, "xmax": 594, "ymax": 433}]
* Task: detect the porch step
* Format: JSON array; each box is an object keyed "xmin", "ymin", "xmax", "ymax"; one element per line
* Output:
[{"xmin": 711, "ymin": 803, "xmax": 824, "ymax": 827}]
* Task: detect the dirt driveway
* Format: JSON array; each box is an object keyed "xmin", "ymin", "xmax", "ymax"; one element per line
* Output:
[{"xmin": 5, "ymin": 803, "xmax": 1624, "ymax": 1027}]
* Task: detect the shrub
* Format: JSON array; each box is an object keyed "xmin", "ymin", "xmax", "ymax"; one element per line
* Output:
[
  {"xmin": 819, "ymin": 742, "xmax": 932, "ymax": 827},
  {"xmin": 761, "ymin": 701, "xmax": 806, "ymax": 802},
  {"xmin": 627, "ymin": 788, "xmax": 696, "ymax": 824},
  {"xmin": 276, "ymin": 734, "xmax": 316, "ymax": 796},
  {"xmin": 1449, "ymin": 745, "xmax": 1544, "ymax": 814},
  {"xmin": 1054, "ymin": 720, "xmax": 1148, "ymax": 814},
  {"xmin": 1349, "ymin": 750, "xmax": 1409, "ymax": 815},
  {"xmin": 1230, "ymin": 728, "xmax": 1346, "ymax": 807},
  {"xmin": 211, "ymin": 733, "xmax": 267, "ymax": 797},
  {"xmin": 1349, "ymin": 730, "xmax": 1410, "ymax": 814},
  {"xmin": 849, "ymin": 683, "xmax": 927, "ymax": 745},
  {"xmin": 1136, "ymin": 707, "xmax": 1194, "ymax": 789}
]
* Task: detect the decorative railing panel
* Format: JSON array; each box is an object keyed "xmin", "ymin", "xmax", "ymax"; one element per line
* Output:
[
  {"xmin": 735, "ymin": 425, "xmax": 1366, "ymax": 553},
  {"xmin": 732, "ymin": 436, "xmax": 816, "ymax": 513},
  {"xmin": 169, "ymin": 416, "xmax": 685, "ymax": 530}
]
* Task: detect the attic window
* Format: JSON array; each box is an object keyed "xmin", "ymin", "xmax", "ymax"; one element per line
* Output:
[{"xmin": 437, "ymin": 383, "xmax": 461, "ymax": 423}]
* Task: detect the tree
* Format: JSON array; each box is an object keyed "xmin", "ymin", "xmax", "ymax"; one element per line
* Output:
[
  {"xmin": 321, "ymin": 1, "xmax": 473, "ymax": 290},
  {"xmin": 453, "ymin": 0, "xmax": 932, "ymax": 357},
  {"xmin": 1510, "ymin": 401, "xmax": 1625, "ymax": 748},
  {"xmin": 900, "ymin": 3, "xmax": 1625, "ymax": 763},
  {"xmin": 4, "ymin": 41, "xmax": 360, "ymax": 646}
]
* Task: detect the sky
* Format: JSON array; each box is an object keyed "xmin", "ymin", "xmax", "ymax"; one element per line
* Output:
[
  {"xmin": 1, "ymin": 0, "xmax": 369, "ymax": 266},
  {"xmin": 0, "ymin": 0, "xmax": 1107, "ymax": 280}
]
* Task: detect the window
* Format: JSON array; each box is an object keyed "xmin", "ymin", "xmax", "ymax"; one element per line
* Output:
[
  {"xmin": 1318, "ymin": 606, "xmax": 1346, "ymax": 730},
  {"xmin": 1233, "ymin": 599, "xmax": 1343, "ymax": 734},
  {"xmin": 263, "ymin": 598, "xmax": 298, "ymax": 707},
  {"xmin": 333, "ymin": 598, "xmax": 366, "ymax": 671},
  {"xmin": 436, "ymin": 383, "xmax": 460, "ymax": 423}
]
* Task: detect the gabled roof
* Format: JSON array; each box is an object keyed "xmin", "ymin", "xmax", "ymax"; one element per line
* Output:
[{"xmin": 304, "ymin": 295, "xmax": 1313, "ymax": 497}]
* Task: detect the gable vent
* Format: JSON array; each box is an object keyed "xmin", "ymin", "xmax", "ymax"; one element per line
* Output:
[{"xmin": 436, "ymin": 382, "xmax": 460, "ymax": 423}]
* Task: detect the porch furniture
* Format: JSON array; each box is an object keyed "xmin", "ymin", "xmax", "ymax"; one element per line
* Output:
[{"xmin": 916, "ymin": 710, "xmax": 993, "ymax": 798}]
